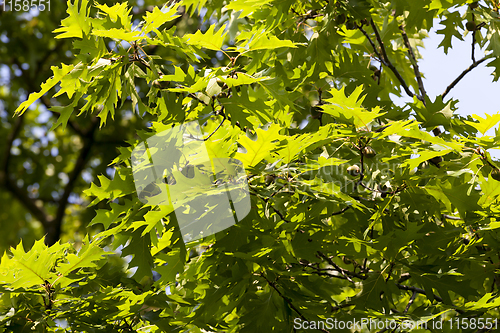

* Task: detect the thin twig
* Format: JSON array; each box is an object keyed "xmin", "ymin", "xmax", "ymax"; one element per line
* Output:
[
  {"xmin": 331, "ymin": 303, "xmax": 355, "ymax": 313},
  {"xmin": 442, "ymin": 56, "xmax": 490, "ymax": 99},
  {"xmin": 398, "ymin": 273, "xmax": 411, "ymax": 284},
  {"xmin": 400, "ymin": 24, "xmax": 427, "ymax": 101},
  {"xmin": 331, "ymin": 206, "xmax": 350, "ymax": 216},
  {"xmin": 395, "ymin": 284, "xmax": 443, "ymax": 303},
  {"xmin": 358, "ymin": 182, "xmax": 377, "ymax": 192},
  {"xmin": 370, "ymin": 19, "xmax": 390, "ymax": 65},
  {"xmin": 377, "ymin": 62, "xmax": 382, "ymax": 85},
  {"xmin": 303, "ymin": 268, "xmax": 351, "ymax": 280},
  {"xmin": 358, "ymin": 25, "xmax": 385, "ymax": 65},
  {"xmin": 218, "ymin": 107, "xmax": 244, "ymax": 131},
  {"xmin": 396, "ymin": 284, "xmax": 465, "ymax": 314},
  {"xmin": 316, "ymin": 251, "xmax": 367, "ymax": 280},
  {"xmin": 368, "ymin": 19, "xmax": 421, "ymax": 101},
  {"xmin": 259, "ymin": 273, "xmax": 331, "ymax": 333},
  {"xmin": 404, "ymin": 291, "xmax": 417, "ymax": 314},
  {"xmin": 472, "ymin": 13, "xmax": 476, "ymax": 63},
  {"xmin": 356, "ymin": 142, "xmax": 377, "ymax": 192},
  {"xmin": 443, "ymin": 214, "xmax": 462, "ymax": 221},
  {"xmin": 271, "ymin": 206, "xmax": 290, "ymax": 223},
  {"xmin": 385, "ymin": 262, "xmax": 395, "ymax": 282},
  {"xmin": 189, "ymin": 114, "xmax": 225, "ymax": 142},
  {"xmin": 358, "ymin": 143, "xmax": 365, "ymax": 183},
  {"xmin": 187, "ymin": 92, "xmax": 209, "ymax": 105}
]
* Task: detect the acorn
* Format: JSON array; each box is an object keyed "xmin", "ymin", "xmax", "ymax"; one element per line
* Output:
[
  {"xmin": 491, "ymin": 168, "xmax": 500, "ymax": 181},
  {"xmin": 265, "ymin": 174, "xmax": 275, "ymax": 185},
  {"xmin": 469, "ymin": 1, "xmax": 479, "ymax": 10},
  {"xmin": 152, "ymin": 77, "xmax": 170, "ymax": 89},
  {"xmin": 378, "ymin": 184, "xmax": 389, "ymax": 198},
  {"xmin": 347, "ymin": 165, "xmax": 360, "ymax": 176},
  {"xmin": 362, "ymin": 146, "xmax": 377, "ymax": 158},
  {"xmin": 429, "ymin": 156, "xmax": 442, "ymax": 167},
  {"xmin": 466, "ymin": 20, "xmax": 476, "ymax": 31},
  {"xmin": 335, "ymin": 13, "xmax": 346, "ymax": 25}
]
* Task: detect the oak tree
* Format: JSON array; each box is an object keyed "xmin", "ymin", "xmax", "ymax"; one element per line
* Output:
[{"xmin": 1, "ymin": 0, "xmax": 500, "ymax": 331}]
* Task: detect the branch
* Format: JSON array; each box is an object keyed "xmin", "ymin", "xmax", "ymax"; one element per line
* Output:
[
  {"xmin": 442, "ymin": 56, "xmax": 490, "ymax": 99},
  {"xmin": 385, "ymin": 262, "xmax": 395, "ymax": 282},
  {"xmin": 259, "ymin": 273, "xmax": 331, "ymax": 333},
  {"xmin": 399, "ymin": 24, "xmax": 427, "ymax": 101},
  {"xmin": 3, "ymin": 176, "xmax": 53, "ymax": 229},
  {"xmin": 47, "ymin": 118, "xmax": 98, "ymax": 245},
  {"xmin": 367, "ymin": 19, "xmax": 422, "ymax": 101},
  {"xmin": 358, "ymin": 25, "xmax": 385, "ymax": 65},
  {"xmin": 271, "ymin": 206, "xmax": 290, "ymax": 223},
  {"xmin": 218, "ymin": 107, "xmax": 244, "ymax": 131},
  {"xmin": 469, "ymin": 16, "xmax": 486, "ymax": 63},
  {"xmin": 398, "ymin": 273, "xmax": 411, "ymax": 284},
  {"xmin": 395, "ymin": 283, "xmax": 467, "ymax": 315},
  {"xmin": 0, "ymin": 107, "xmax": 54, "ymax": 233},
  {"xmin": 355, "ymin": 142, "xmax": 378, "ymax": 193},
  {"xmin": 443, "ymin": 214, "xmax": 462, "ymax": 221},
  {"xmin": 6, "ymin": 35, "xmax": 99, "ymax": 245},
  {"xmin": 331, "ymin": 206, "xmax": 350, "ymax": 216},
  {"xmin": 186, "ymin": 92, "xmax": 209, "ymax": 105},
  {"xmin": 404, "ymin": 291, "xmax": 417, "ymax": 314},
  {"xmin": 298, "ymin": 259, "xmax": 359, "ymax": 281},
  {"xmin": 260, "ymin": 196, "xmax": 291, "ymax": 223},
  {"xmin": 1, "ymin": 116, "xmax": 23, "ymax": 174},
  {"xmin": 188, "ymin": 111, "xmax": 226, "ymax": 142},
  {"xmin": 307, "ymin": 269, "xmax": 352, "ymax": 280},
  {"xmin": 316, "ymin": 251, "xmax": 367, "ymax": 280},
  {"xmin": 472, "ymin": 25, "xmax": 477, "ymax": 63},
  {"xmin": 395, "ymin": 284, "xmax": 443, "ymax": 303},
  {"xmin": 331, "ymin": 303, "xmax": 355, "ymax": 313}
]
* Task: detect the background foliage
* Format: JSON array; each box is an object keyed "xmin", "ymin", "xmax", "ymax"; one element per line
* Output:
[{"xmin": 1, "ymin": 0, "xmax": 500, "ymax": 331}]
